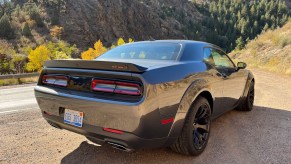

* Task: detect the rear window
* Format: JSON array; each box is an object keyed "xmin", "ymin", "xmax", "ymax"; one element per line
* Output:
[{"xmin": 97, "ymin": 43, "xmax": 181, "ymax": 61}]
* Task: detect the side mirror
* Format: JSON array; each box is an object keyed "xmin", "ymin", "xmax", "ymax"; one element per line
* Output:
[{"xmin": 237, "ymin": 62, "xmax": 247, "ymax": 70}]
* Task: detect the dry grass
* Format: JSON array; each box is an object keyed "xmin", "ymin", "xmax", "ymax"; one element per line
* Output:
[
  {"xmin": 230, "ymin": 21, "xmax": 291, "ymax": 76},
  {"xmin": 0, "ymin": 77, "xmax": 38, "ymax": 86}
]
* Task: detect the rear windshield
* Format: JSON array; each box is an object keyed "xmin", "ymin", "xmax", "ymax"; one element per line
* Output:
[{"xmin": 97, "ymin": 43, "xmax": 181, "ymax": 61}]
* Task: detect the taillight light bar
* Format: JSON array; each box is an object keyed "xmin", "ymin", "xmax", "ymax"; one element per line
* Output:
[
  {"xmin": 42, "ymin": 75, "xmax": 68, "ymax": 87},
  {"xmin": 91, "ymin": 79, "xmax": 142, "ymax": 96}
]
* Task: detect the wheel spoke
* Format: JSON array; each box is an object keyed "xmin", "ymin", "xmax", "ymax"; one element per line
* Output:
[
  {"xmin": 193, "ymin": 131, "xmax": 200, "ymax": 145},
  {"xmin": 193, "ymin": 122, "xmax": 208, "ymax": 132},
  {"xmin": 202, "ymin": 132, "xmax": 209, "ymax": 140},
  {"xmin": 197, "ymin": 107, "xmax": 207, "ymax": 118}
]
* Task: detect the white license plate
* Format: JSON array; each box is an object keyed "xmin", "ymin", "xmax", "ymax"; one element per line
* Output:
[{"xmin": 64, "ymin": 109, "xmax": 83, "ymax": 127}]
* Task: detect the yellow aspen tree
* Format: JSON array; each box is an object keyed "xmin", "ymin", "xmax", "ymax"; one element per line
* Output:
[
  {"xmin": 110, "ymin": 44, "xmax": 116, "ymax": 50},
  {"xmin": 94, "ymin": 39, "xmax": 107, "ymax": 57},
  {"xmin": 128, "ymin": 38, "xmax": 134, "ymax": 43},
  {"xmin": 81, "ymin": 48, "xmax": 94, "ymax": 60},
  {"xmin": 81, "ymin": 40, "xmax": 107, "ymax": 60},
  {"xmin": 26, "ymin": 45, "xmax": 51, "ymax": 72},
  {"xmin": 117, "ymin": 38, "xmax": 125, "ymax": 46}
]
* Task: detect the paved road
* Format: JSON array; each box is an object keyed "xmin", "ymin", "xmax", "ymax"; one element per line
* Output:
[
  {"xmin": 0, "ymin": 85, "xmax": 38, "ymax": 114},
  {"xmin": 0, "ymin": 69, "xmax": 290, "ymax": 164}
]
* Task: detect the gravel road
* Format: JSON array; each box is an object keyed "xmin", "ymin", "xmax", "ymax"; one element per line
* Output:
[{"xmin": 0, "ymin": 69, "xmax": 290, "ymax": 164}]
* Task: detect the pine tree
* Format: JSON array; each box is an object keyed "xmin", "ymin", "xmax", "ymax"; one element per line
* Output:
[
  {"xmin": 195, "ymin": 0, "xmax": 289, "ymax": 51},
  {"xmin": 263, "ymin": 23, "xmax": 269, "ymax": 31},
  {"xmin": 235, "ymin": 36, "xmax": 244, "ymax": 50},
  {"xmin": 0, "ymin": 14, "xmax": 14, "ymax": 39},
  {"xmin": 22, "ymin": 22, "xmax": 32, "ymax": 37}
]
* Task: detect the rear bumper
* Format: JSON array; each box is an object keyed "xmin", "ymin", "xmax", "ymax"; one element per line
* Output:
[
  {"xmin": 43, "ymin": 113, "xmax": 167, "ymax": 150},
  {"xmin": 35, "ymin": 85, "xmax": 177, "ymax": 150}
]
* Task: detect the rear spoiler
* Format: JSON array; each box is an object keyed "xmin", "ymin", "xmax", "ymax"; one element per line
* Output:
[{"xmin": 44, "ymin": 60, "xmax": 147, "ymax": 73}]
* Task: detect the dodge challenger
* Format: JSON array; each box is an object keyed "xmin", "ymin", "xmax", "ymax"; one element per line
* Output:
[{"xmin": 34, "ymin": 40, "xmax": 255, "ymax": 156}]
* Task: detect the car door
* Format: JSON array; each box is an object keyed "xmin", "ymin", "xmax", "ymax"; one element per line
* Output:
[
  {"xmin": 203, "ymin": 47, "xmax": 225, "ymax": 118},
  {"xmin": 211, "ymin": 49, "xmax": 247, "ymax": 112}
]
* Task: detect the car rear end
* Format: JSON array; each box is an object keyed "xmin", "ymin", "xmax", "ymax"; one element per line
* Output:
[
  {"xmin": 35, "ymin": 42, "xmax": 185, "ymax": 151},
  {"xmin": 39, "ymin": 65, "xmax": 183, "ymax": 152}
]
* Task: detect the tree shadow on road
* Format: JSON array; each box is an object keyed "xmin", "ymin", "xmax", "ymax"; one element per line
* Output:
[{"xmin": 61, "ymin": 105, "xmax": 291, "ymax": 164}]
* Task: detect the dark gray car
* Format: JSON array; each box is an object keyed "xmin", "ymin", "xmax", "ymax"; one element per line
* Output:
[{"xmin": 34, "ymin": 40, "xmax": 255, "ymax": 155}]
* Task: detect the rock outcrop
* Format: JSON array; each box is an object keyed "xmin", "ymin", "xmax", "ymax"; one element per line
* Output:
[{"xmin": 58, "ymin": 0, "xmax": 202, "ymax": 48}]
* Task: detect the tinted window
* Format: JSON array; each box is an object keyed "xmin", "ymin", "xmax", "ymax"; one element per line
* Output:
[
  {"xmin": 97, "ymin": 43, "xmax": 181, "ymax": 61},
  {"xmin": 203, "ymin": 48, "xmax": 235, "ymax": 68},
  {"xmin": 203, "ymin": 48, "xmax": 215, "ymax": 66}
]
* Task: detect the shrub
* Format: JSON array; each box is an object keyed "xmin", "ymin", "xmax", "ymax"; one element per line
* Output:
[
  {"xmin": 0, "ymin": 54, "xmax": 14, "ymax": 74},
  {"xmin": 50, "ymin": 26, "xmax": 63, "ymax": 39},
  {"xmin": 47, "ymin": 40, "xmax": 78, "ymax": 59},
  {"xmin": 278, "ymin": 37, "xmax": 291, "ymax": 48}
]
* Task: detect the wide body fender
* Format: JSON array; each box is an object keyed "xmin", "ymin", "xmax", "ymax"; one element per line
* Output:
[{"xmin": 164, "ymin": 78, "xmax": 214, "ymax": 145}]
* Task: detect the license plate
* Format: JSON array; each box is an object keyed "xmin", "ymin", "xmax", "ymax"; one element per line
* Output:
[{"xmin": 64, "ymin": 109, "xmax": 83, "ymax": 127}]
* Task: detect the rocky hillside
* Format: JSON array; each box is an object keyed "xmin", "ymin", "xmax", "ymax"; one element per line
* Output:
[
  {"xmin": 231, "ymin": 21, "xmax": 291, "ymax": 75},
  {"xmin": 7, "ymin": 0, "xmax": 290, "ymax": 51},
  {"xmin": 57, "ymin": 0, "xmax": 201, "ymax": 48}
]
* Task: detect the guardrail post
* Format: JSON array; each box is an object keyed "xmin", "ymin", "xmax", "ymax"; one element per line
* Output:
[{"xmin": 17, "ymin": 76, "xmax": 21, "ymax": 84}]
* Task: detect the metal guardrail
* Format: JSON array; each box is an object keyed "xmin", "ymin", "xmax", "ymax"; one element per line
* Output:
[{"xmin": 0, "ymin": 73, "xmax": 40, "ymax": 80}]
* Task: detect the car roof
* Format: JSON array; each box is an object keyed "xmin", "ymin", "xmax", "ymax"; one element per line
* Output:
[{"xmin": 127, "ymin": 40, "xmax": 225, "ymax": 53}]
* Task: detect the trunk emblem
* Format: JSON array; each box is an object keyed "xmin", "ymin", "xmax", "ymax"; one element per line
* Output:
[{"xmin": 112, "ymin": 65, "xmax": 128, "ymax": 70}]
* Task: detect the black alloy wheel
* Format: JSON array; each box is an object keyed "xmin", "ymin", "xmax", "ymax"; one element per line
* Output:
[
  {"xmin": 236, "ymin": 81, "xmax": 255, "ymax": 111},
  {"xmin": 193, "ymin": 104, "xmax": 211, "ymax": 150},
  {"xmin": 171, "ymin": 96, "xmax": 212, "ymax": 156}
]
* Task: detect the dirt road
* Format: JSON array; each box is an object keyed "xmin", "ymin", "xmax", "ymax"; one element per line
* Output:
[{"xmin": 0, "ymin": 69, "xmax": 290, "ymax": 164}]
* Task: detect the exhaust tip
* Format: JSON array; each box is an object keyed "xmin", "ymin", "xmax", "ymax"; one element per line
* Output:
[
  {"xmin": 107, "ymin": 141, "xmax": 133, "ymax": 152},
  {"xmin": 47, "ymin": 121, "xmax": 61, "ymax": 129}
]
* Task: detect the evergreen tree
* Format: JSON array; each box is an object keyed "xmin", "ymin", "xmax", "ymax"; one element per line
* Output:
[
  {"xmin": 236, "ymin": 36, "xmax": 244, "ymax": 50},
  {"xmin": 263, "ymin": 23, "xmax": 269, "ymax": 31},
  {"xmin": 0, "ymin": 14, "xmax": 14, "ymax": 39},
  {"xmin": 192, "ymin": 0, "xmax": 289, "ymax": 51},
  {"xmin": 22, "ymin": 22, "xmax": 32, "ymax": 37}
]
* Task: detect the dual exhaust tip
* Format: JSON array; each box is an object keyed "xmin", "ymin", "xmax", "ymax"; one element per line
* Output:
[
  {"xmin": 106, "ymin": 141, "xmax": 133, "ymax": 152},
  {"xmin": 46, "ymin": 121, "xmax": 133, "ymax": 152}
]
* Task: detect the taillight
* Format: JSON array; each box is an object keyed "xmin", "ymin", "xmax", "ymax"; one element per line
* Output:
[
  {"xmin": 42, "ymin": 75, "xmax": 68, "ymax": 87},
  {"xmin": 91, "ymin": 79, "xmax": 142, "ymax": 96},
  {"xmin": 115, "ymin": 82, "xmax": 141, "ymax": 95},
  {"xmin": 91, "ymin": 79, "xmax": 115, "ymax": 93}
]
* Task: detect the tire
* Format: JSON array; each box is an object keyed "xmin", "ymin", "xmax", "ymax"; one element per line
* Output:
[
  {"xmin": 236, "ymin": 81, "xmax": 255, "ymax": 111},
  {"xmin": 170, "ymin": 96, "xmax": 211, "ymax": 156}
]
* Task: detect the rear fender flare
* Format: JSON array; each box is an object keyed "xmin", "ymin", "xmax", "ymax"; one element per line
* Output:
[{"xmin": 166, "ymin": 79, "xmax": 214, "ymax": 139}]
